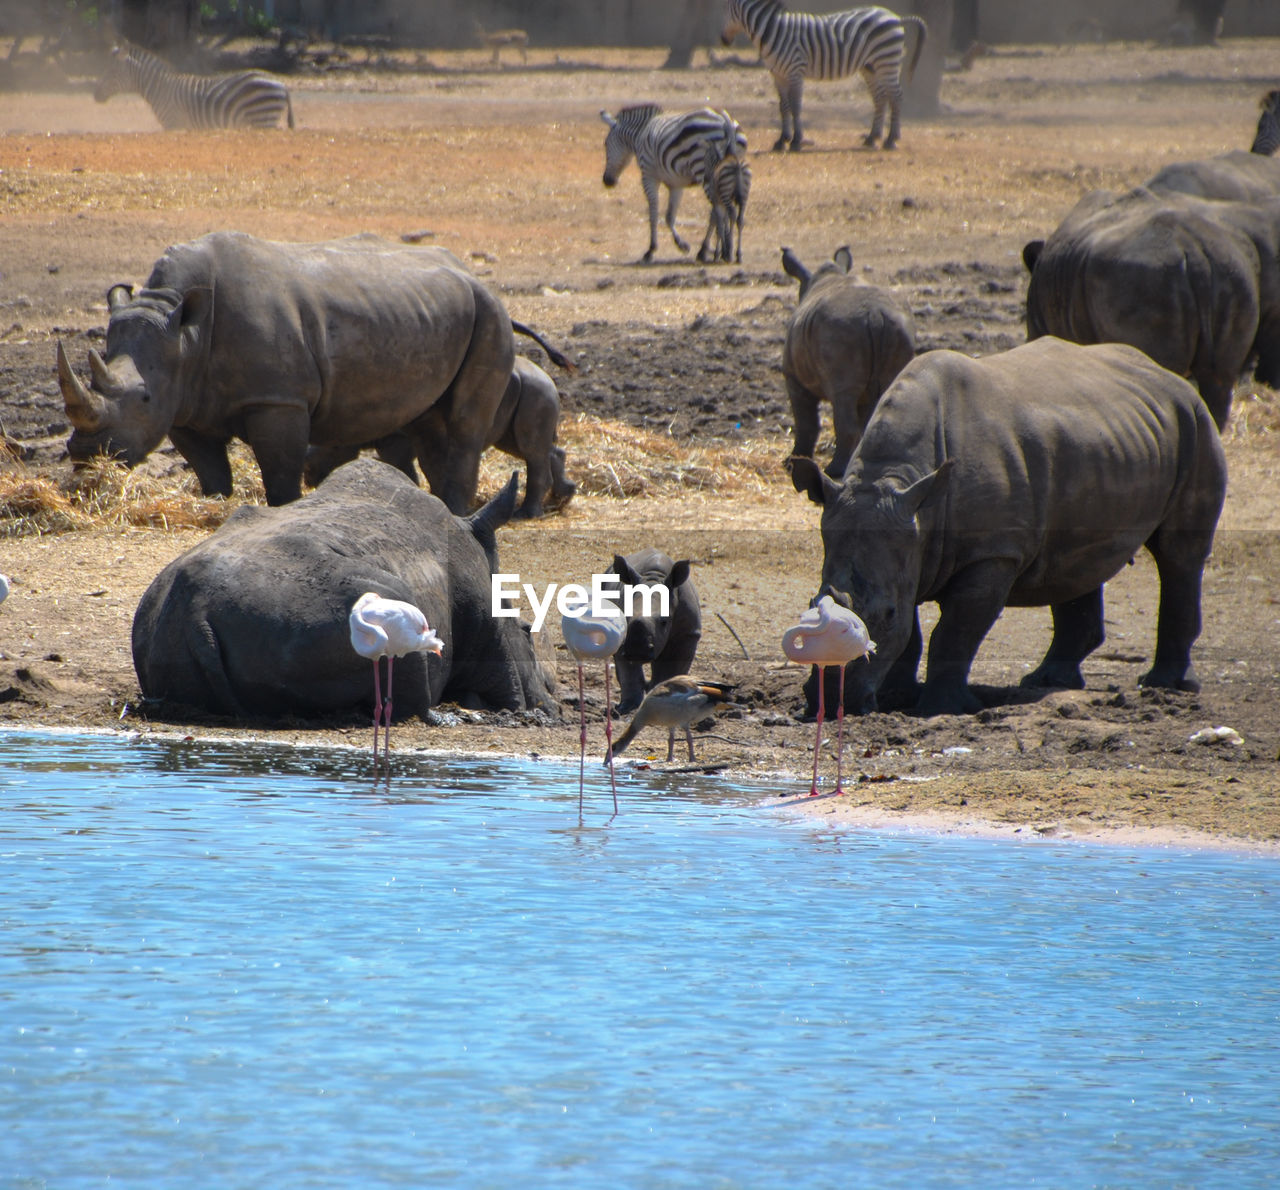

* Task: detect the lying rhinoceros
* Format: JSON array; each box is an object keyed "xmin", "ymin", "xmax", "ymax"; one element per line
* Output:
[
  {"xmin": 132, "ymin": 459, "xmax": 557, "ymax": 720},
  {"xmin": 303, "ymin": 355, "xmax": 576, "ymax": 518},
  {"xmin": 57, "ymin": 232, "xmax": 515, "ymax": 512},
  {"xmin": 781, "ymin": 245, "xmax": 915, "ymax": 481},
  {"xmin": 791, "ymin": 337, "xmax": 1226, "ymax": 717},
  {"xmin": 607, "ymin": 549, "xmax": 701, "ymax": 714},
  {"xmin": 1145, "ymin": 148, "xmax": 1280, "ymax": 201},
  {"xmin": 1022, "ymin": 187, "xmax": 1280, "ymax": 427}
]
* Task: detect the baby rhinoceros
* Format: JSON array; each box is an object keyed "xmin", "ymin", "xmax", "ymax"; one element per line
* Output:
[
  {"xmin": 782, "ymin": 245, "xmax": 915, "ymax": 482},
  {"xmin": 607, "ymin": 549, "xmax": 702, "ymax": 715},
  {"xmin": 791, "ymin": 338, "xmax": 1226, "ymax": 718}
]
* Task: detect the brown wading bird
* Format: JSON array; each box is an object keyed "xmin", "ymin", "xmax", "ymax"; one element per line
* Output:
[{"xmin": 606, "ymin": 676, "xmax": 737, "ymax": 764}]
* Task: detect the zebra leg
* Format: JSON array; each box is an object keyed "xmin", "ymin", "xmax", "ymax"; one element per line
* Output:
[
  {"xmin": 882, "ymin": 85, "xmax": 904, "ymax": 150},
  {"xmin": 697, "ymin": 202, "xmax": 720, "ymax": 263},
  {"xmin": 864, "ymin": 79, "xmax": 887, "ymax": 147},
  {"xmin": 786, "ymin": 78, "xmax": 806, "ymax": 151},
  {"xmin": 665, "ymin": 186, "xmax": 690, "ymax": 255},
  {"xmin": 771, "ymin": 72, "xmax": 793, "ymax": 151},
  {"xmin": 642, "ymin": 175, "xmax": 662, "ymax": 262}
]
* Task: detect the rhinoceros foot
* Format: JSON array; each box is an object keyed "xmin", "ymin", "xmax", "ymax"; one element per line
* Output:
[
  {"xmin": 914, "ymin": 680, "xmax": 984, "ymax": 717},
  {"xmin": 1019, "ymin": 662, "xmax": 1086, "ymax": 691},
  {"xmin": 1138, "ymin": 663, "xmax": 1201, "ymax": 694}
]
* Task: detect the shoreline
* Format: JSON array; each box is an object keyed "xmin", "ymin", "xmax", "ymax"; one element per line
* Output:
[{"xmin": 8, "ymin": 719, "xmax": 1278, "ymax": 859}]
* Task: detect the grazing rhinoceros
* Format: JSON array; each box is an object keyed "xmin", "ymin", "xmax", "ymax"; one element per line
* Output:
[
  {"xmin": 132, "ymin": 459, "xmax": 557, "ymax": 720},
  {"xmin": 791, "ymin": 338, "xmax": 1226, "ymax": 717},
  {"xmin": 57, "ymin": 232, "xmax": 514, "ymax": 512},
  {"xmin": 1145, "ymin": 149, "xmax": 1280, "ymax": 201},
  {"xmin": 1022, "ymin": 187, "xmax": 1280, "ymax": 427},
  {"xmin": 606, "ymin": 549, "xmax": 701, "ymax": 714},
  {"xmin": 303, "ymin": 355, "xmax": 576, "ymax": 518},
  {"xmin": 781, "ymin": 245, "xmax": 915, "ymax": 481}
]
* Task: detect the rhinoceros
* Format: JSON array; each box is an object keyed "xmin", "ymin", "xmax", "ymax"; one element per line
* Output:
[
  {"xmin": 791, "ymin": 338, "xmax": 1226, "ymax": 717},
  {"xmin": 1145, "ymin": 149, "xmax": 1280, "ymax": 201},
  {"xmin": 303, "ymin": 355, "xmax": 576, "ymax": 518},
  {"xmin": 57, "ymin": 232, "xmax": 515, "ymax": 512},
  {"xmin": 606, "ymin": 549, "xmax": 701, "ymax": 714},
  {"xmin": 132, "ymin": 459, "xmax": 557, "ymax": 720},
  {"xmin": 781, "ymin": 245, "xmax": 915, "ymax": 481},
  {"xmin": 1023, "ymin": 186, "xmax": 1280, "ymax": 427}
]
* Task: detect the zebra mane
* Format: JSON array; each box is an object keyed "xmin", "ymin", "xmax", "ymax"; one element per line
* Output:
[{"xmin": 615, "ymin": 102, "xmax": 663, "ymax": 121}]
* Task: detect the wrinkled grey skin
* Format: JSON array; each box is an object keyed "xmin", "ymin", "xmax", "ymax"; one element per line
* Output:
[
  {"xmin": 58, "ymin": 233, "xmax": 513, "ymax": 512},
  {"xmin": 781, "ymin": 246, "xmax": 915, "ymax": 481},
  {"xmin": 606, "ymin": 549, "xmax": 701, "ymax": 714},
  {"xmin": 1145, "ymin": 149, "xmax": 1280, "ymax": 201},
  {"xmin": 792, "ymin": 338, "xmax": 1226, "ymax": 718},
  {"xmin": 132, "ymin": 460, "xmax": 557, "ymax": 721},
  {"xmin": 303, "ymin": 356, "xmax": 575, "ymax": 518},
  {"xmin": 1023, "ymin": 187, "xmax": 1280, "ymax": 428}
]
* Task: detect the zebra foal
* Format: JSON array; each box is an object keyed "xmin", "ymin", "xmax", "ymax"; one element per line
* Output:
[
  {"xmin": 95, "ymin": 42, "xmax": 294, "ymax": 130},
  {"xmin": 702, "ymin": 132, "xmax": 752, "ymax": 263},
  {"xmin": 1251, "ymin": 90, "xmax": 1280, "ymax": 156},
  {"xmin": 600, "ymin": 104, "xmax": 747, "ymax": 263},
  {"xmin": 720, "ymin": 0, "xmax": 925, "ymax": 151}
]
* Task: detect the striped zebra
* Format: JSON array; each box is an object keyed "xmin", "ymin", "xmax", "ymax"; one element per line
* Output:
[
  {"xmin": 701, "ymin": 128, "xmax": 752, "ymax": 263},
  {"xmin": 1251, "ymin": 89, "xmax": 1280, "ymax": 156},
  {"xmin": 600, "ymin": 104, "xmax": 748, "ymax": 263},
  {"xmin": 720, "ymin": 0, "xmax": 926, "ymax": 151},
  {"xmin": 94, "ymin": 42, "xmax": 294, "ymax": 130}
]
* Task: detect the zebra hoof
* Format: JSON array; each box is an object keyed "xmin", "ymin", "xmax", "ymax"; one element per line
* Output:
[
  {"xmin": 771, "ymin": 137, "xmax": 789, "ymax": 152},
  {"xmin": 882, "ymin": 139, "xmax": 899, "ymax": 150}
]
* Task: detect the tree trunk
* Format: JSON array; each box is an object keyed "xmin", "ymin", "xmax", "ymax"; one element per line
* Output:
[
  {"xmin": 903, "ymin": 0, "xmax": 952, "ymax": 119},
  {"xmin": 662, "ymin": 0, "xmax": 716, "ymax": 69}
]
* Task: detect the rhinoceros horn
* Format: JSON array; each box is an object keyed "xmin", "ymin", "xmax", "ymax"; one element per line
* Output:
[
  {"xmin": 57, "ymin": 341, "xmax": 106, "ymax": 432},
  {"xmin": 87, "ymin": 347, "xmax": 114, "ymax": 392}
]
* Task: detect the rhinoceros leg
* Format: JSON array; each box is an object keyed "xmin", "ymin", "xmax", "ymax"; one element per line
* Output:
[
  {"xmin": 786, "ymin": 376, "xmax": 822, "ymax": 464},
  {"xmin": 614, "ymin": 657, "xmax": 648, "ymax": 716},
  {"xmin": 1021, "ymin": 587, "xmax": 1105, "ymax": 691},
  {"xmin": 877, "ymin": 610, "xmax": 924, "ymax": 710},
  {"xmin": 919, "ymin": 560, "xmax": 1017, "ymax": 715},
  {"xmin": 241, "ymin": 406, "xmax": 311, "ymax": 506},
  {"xmin": 827, "ymin": 390, "xmax": 865, "ymax": 481},
  {"xmin": 168, "ymin": 426, "xmax": 233, "ymax": 498},
  {"xmin": 1140, "ymin": 548, "xmax": 1207, "ymax": 693}
]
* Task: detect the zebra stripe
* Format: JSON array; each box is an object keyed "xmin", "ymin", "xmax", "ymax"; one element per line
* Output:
[
  {"xmin": 95, "ymin": 43, "xmax": 294, "ymax": 130},
  {"xmin": 1251, "ymin": 90, "xmax": 1280, "ymax": 156},
  {"xmin": 600, "ymin": 104, "xmax": 747, "ymax": 263},
  {"xmin": 720, "ymin": 0, "xmax": 925, "ymax": 151},
  {"xmin": 700, "ymin": 136, "xmax": 752, "ymax": 263}
]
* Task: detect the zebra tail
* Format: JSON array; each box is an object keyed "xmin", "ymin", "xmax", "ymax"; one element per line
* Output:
[
  {"xmin": 286, "ymin": 91, "xmax": 295, "ymax": 129},
  {"xmin": 511, "ymin": 319, "xmax": 577, "ymax": 372},
  {"xmin": 903, "ymin": 15, "xmax": 928, "ymax": 84}
]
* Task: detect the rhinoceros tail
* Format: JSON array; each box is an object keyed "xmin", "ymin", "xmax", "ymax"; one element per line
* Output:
[{"xmin": 511, "ymin": 320, "xmax": 577, "ymax": 373}]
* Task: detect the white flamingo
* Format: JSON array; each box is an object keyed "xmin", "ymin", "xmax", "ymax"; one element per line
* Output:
[
  {"xmin": 349, "ymin": 591, "xmax": 444, "ymax": 765},
  {"xmin": 782, "ymin": 595, "xmax": 875, "ymax": 795},
  {"xmin": 0, "ymin": 573, "xmax": 9, "ymax": 605},
  {"xmin": 607, "ymin": 675, "xmax": 738, "ymax": 764},
  {"xmin": 561, "ymin": 603, "xmax": 626, "ymax": 814}
]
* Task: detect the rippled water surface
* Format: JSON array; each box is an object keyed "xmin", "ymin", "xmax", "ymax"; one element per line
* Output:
[{"xmin": 1, "ymin": 730, "xmax": 1277, "ymax": 1188}]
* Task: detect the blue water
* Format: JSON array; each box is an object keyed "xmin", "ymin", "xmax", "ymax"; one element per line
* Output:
[{"xmin": 0, "ymin": 731, "xmax": 1276, "ymax": 1189}]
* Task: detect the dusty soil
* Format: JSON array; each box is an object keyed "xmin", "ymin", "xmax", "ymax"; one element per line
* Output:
[{"xmin": 1, "ymin": 40, "xmax": 1278, "ymax": 850}]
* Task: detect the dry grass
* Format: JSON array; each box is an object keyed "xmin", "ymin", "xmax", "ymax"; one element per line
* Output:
[{"xmin": 1222, "ymin": 383, "xmax": 1280, "ymax": 443}]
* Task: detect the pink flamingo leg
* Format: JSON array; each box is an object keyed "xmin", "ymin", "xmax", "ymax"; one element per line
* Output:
[
  {"xmin": 382, "ymin": 655, "xmax": 395, "ymax": 762},
  {"xmin": 577, "ymin": 663, "xmax": 587, "ymax": 816},
  {"xmin": 371, "ymin": 657, "xmax": 383, "ymax": 764},
  {"xmin": 810, "ymin": 664, "xmax": 826, "ymax": 796},
  {"xmin": 835, "ymin": 664, "xmax": 847, "ymax": 794},
  {"xmin": 604, "ymin": 661, "xmax": 618, "ymax": 814}
]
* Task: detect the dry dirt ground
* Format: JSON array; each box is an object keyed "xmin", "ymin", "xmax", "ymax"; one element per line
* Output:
[{"xmin": 0, "ymin": 39, "xmax": 1278, "ymax": 850}]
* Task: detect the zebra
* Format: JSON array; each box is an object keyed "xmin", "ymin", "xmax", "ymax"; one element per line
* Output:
[
  {"xmin": 701, "ymin": 125, "xmax": 752, "ymax": 263},
  {"xmin": 94, "ymin": 42, "xmax": 294, "ymax": 130},
  {"xmin": 720, "ymin": 0, "xmax": 926, "ymax": 151},
  {"xmin": 1251, "ymin": 90, "xmax": 1280, "ymax": 156},
  {"xmin": 600, "ymin": 103, "xmax": 748, "ymax": 263}
]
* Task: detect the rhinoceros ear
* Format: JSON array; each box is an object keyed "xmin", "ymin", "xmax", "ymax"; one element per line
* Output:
[
  {"xmin": 788, "ymin": 455, "xmax": 841, "ymax": 506},
  {"xmin": 780, "ymin": 246, "xmax": 809, "ymax": 287},
  {"xmin": 833, "ymin": 245, "xmax": 853, "ymax": 274},
  {"xmin": 666, "ymin": 560, "xmax": 691, "ymax": 589},
  {"xmin": 106, "ymin": 283, "xmax": 133, "ymax": 310},
  {"xmin": 1022, "ymin": 240, "xmax": 1044, "ymax": 274},
  {"xmin": 894, "ymin": 460, "xmax": 954, "ymax": 521},
  {"xmin": 611, "ymin": 554, "xmax": 642, "ymax": 587}
]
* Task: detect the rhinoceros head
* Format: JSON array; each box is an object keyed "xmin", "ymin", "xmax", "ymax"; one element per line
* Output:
[
  {"xmin": 58, "ymin": 284, "xmax": 212, "ymax": 468},
  {"xmin": 793, "ymin": 455, "xmax": 952, "ymax": 712}
]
